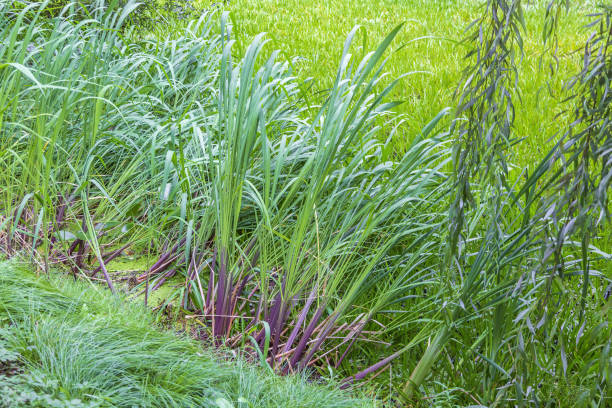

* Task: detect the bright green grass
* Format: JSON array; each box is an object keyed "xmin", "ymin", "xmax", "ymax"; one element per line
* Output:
[
  {"xmin": 213, "ymin": 0, "xmax": 612, "ymax": 263},
  {"xmin": 0, "ymin": 261, "xmax": 375, "ymax": 408},
  {"xmin": 213, "ymin": 0, "xmax": 591, "ymax": 168}
]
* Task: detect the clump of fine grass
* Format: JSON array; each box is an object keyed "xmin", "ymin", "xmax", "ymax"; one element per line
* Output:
[{"xmin": 0, "ymin": 260, "xmax": 375, "ymax": 408}]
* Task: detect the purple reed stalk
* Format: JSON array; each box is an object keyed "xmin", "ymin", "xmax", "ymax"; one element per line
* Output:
[
  {"xmin": 340, "ymin": 347, "xmax": 404, "ymax": 388},
  {"xmin": 287, "ymin": 304, "xmax": 326, "ymax": 371},
  {"xmin": 257, "ymin": 290, "xmax": 282, "ymax": 346},
  {"xmin": 151, "ymin": 268, "xmax": 177, "ymax": 291},
  {"xmin": 268, "ymin": 277, "xmax": 296, "ymax": 359},
  {"xmin": 283, "ymin": 286, "xmax": 317, "ymax": 354},
  {"xmin": 217, "ymin": 243, "xmax": 259, "ymax": 336},
  {"xmin": 147, "ymin": 239, "xmax": 185, "ymax": 272},
  {"xmin": 269, "ymin": 274, "xmax": 287, "ymax": 352},
  {"xmin": 95, "ymin": 252, "xmax": 116, "ymax": 294},
  {"xmin": 136, "ymin": 255, "xmax": 176, "ymax": 282},
  {"xmin": 335, "ymin": 318, "xmax": 370, "ymax": 368},
  {"xmin": 269, "ymin": 301, "xmax": 286, "ymax": 360},
  {"xmin": 67, "ymin": 238, "xmax": 80, "ymax": 256},
  {"xmin": 256, "ymin": 272, "xmax": 282, "ymax": 338},
  {"xmin": 271, "ymin": 297, "xmax": 295, "ymax": 359},
  {"xmin": 147, "ymin": 250, "xmax": 173, "ymax": 272},
  {"xmin": 228, "ymin": 273, "xmax": 252, "ymax": 324},
  {"xmin": 136, "ymin": 238, "xmax": 185, "ymax": 282},
  {"xmin": 299, "ymin": 312, "xmax": 340, "ymax": 370}
]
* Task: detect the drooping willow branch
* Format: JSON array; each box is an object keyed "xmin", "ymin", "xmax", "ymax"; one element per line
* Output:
[
  {"xmin": 541, "ymin": 4, "xmax": 611, "ymax": 321},
  {"xmin": 404, "ymin": 1, "xmax": 611, "ymax": 401},
  {"xmin": 446, "ymin": 0, "xmax": 525, "ymax": 272},
  {"xmin": 405, "ymin": 0, "xmax": 527, "ymax": 397}
]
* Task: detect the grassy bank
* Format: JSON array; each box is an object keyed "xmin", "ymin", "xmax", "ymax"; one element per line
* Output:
[{"xmin": 0, "ymin": 261, "xmax": 373, "ymax": 408}]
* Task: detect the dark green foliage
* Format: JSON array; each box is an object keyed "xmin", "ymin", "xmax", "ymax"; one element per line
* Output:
[
  {"xmin": 404, "ymin": 0, "xmax": 611, "ymax": 405},
  {"xmin": 544, "ymin": 4, "xmax": 611, "ymax": 319}
]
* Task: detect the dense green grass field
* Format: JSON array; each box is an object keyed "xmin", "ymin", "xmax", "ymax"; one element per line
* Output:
[{"xmin": 221, "ymin": 0, "xmax": 589, "ymax": 165}]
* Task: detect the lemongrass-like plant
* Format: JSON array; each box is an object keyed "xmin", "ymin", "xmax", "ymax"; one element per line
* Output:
[
  {"xmin": 0, "ymin": 0, "xmax": 451, "ymax": 384},
  {"xmin": 149, "ymin": 17, "xmax": 452, "ymax": 372}
]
